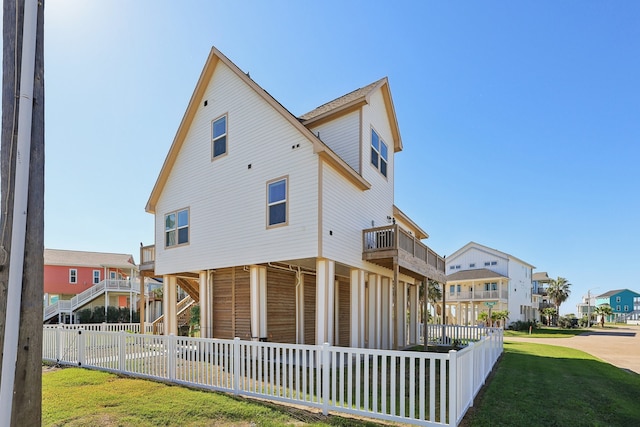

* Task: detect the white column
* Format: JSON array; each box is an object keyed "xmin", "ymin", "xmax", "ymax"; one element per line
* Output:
[
  {"xmin": 334, "ymin": 280, "xmax": 340, "ymax": 345},
  {"xmin": 163, "ymin": 275, "xmax": 178, "ymax": 335},
  {"xmin": 250, "ymin": 265, "xmax": 267, "ymax": 340},
  {"xmin": 315, "ymin": 258, "xmax": 335, "ymax": 345},
  {"xmin": 367, "ymin": 274, "xmax": 376, "ymax": 348},
  {"xmin": 350, "ymin": 269, "xmax": 365, "ymax": 348},
  {"xmin": 381, "ymin": 277, "xmax": 390, "ymax": 349},
  {"xmin": 199, "ymin": 271, "xmax": 209, "ymax": 338},
  {"xmin": 375, "ymin": 274, "xmax": 382, "ymax": 349},
  {"xmin": 409, "ymin": 283, "xmax": 418, "ymax": 344},
  {"xmin": 396, "ymin": 281, "xmax": 407, "ymax": 349}
]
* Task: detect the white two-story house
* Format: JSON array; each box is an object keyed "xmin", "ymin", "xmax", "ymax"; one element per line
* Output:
[
  {"xmin": 445, "ymin": 242, "xmax": 535, "ymax": 326},
  {"xmin": 141, "ymin": 46, "xmax": 445, "ymax": 350}
]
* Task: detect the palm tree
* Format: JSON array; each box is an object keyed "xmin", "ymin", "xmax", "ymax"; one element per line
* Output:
[
  {"xmin": 542, "ymin": 307, "xmax": 557, "ymax": 326},
  {"xmin": 421, "ymin": 279, "xmax": 442, "ymax": 349},
  {"xmin": 547, "ymin": 277, "xmax": 571, "ymax": 321},
  {"xmin": 594, "ymin": 304, "xmax": 613, "ymax": 327}
]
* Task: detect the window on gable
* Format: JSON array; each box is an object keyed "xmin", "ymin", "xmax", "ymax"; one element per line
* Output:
[
  {"xmin": 93, "ymin": 270, "xmax": 100, "ymax": 285},
  {"xmin": 469, "ymin": 263, "xmax": 475, "ymax": 268},
  {"xmin": 370, "ymin": 129, "xmax": 388, "ymax": 177},
  {"xmin": 165, "ymin": 208, "xmax": 189, "ymax": 247},
  {"xmin": 211, "ymin": 115, "xmax": 227, "ymax": 159},
  {"xmin": 267, "ymin": 177, "xmax": 287, "ymax": 227},
  {"xmin": 69, "ymin": 269, "xmax": 77, "ymax": 284},
  {"xmin": 616, "ymin": 296, "xmax": 621, "ymax": 303},
  {"xmin": 484, "ymin": 262, "xmax": 490, "ymax": 266}
]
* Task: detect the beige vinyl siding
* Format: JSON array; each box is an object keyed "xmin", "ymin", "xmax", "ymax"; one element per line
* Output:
[
  {"xmin": 319, "ymin": 87, "xmax": 395, "ymax": 268},
  {"xmin": 266, "ymin": 268, "xmax": 296, "ymax": 343},
  {"xmin": 308, "ymin": 110, "xmax": 360, "ymax": 172},
  {"xmin": 155, "ymin": 61, "xmax": 319, "ymax": 275}
]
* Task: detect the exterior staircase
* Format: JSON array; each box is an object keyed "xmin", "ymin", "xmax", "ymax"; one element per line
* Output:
[
  {"xmin": 43, "ymin": 279, "xmax": 143, "ymax": 323},
  {"xmin": 151, "ymin": 295, "xmax": 196, "ymax": 335}
]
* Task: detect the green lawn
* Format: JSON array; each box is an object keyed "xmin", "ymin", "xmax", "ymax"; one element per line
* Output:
[
  {"xmin": 463, "ymin": 342, "xmax": 640, "ymax": 426},
  {"xmin": 42, "ymin": 367, "xmax": 385, "ymax": 426},
  {"xmin": 502, "ymin": 326, "xmax": 587, "ymax": 338},
  {"xmin": 43, "ymin": 340, "xmax": 640, "ymax": 426}
]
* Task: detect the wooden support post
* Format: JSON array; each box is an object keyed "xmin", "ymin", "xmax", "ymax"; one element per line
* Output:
[{"xmin": 0, "ymin": 0, "xmax": 44, "ymax": 425}]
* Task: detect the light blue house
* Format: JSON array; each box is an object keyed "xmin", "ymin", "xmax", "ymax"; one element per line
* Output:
[{"xmin": 595, "ymin": 289, "xmax": 640, "ymax": 322}]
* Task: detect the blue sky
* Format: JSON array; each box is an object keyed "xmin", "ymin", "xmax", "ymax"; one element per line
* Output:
[{"xmin": 10, "ymin": 1, "xmax": 640, "ymax": 314}]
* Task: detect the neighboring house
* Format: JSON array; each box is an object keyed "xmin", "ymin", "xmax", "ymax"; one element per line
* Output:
[
  {"xmin": 576, "ymin": 290, "xmax": 598, "ymax": 320},
  {"xmin": 43, "ymin": 249, "xmax": 139, "ymax": 323},
  {"xmin": 532, "ymin": 271, "xmax": 552, "ymax": 317},
  {"xmin": 445, "ymin": 242, "xmax": 535, "ymax": 326},
  {"xmin": 141, "ymin": 46, "xmax": 446, "ymax": 350},
  {"xmin": 595, "ymin": 289, "xmax": 640, "ymax": 322}
]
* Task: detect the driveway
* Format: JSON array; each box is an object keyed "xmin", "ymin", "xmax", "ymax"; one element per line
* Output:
[{"xmin": 504, "ymin": 325, "xmax": 640, "ymax": 375}]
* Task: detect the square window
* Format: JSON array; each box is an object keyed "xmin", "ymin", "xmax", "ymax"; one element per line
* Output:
[
  {"xmin": 212, "ymin": 115, "xmax": 227, "ymax": 159},
  {"xmin": 165, "ymin": 208, "xmax": 189, "ymax": 247},
  {"xmin": 267, "ymin": 178, "xmax": 287, "ymax": 227}
]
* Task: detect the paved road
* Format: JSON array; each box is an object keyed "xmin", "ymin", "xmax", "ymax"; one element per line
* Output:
[{"xmin": 504, "ymin": 325, "xmax": 640, "ymax": 375}]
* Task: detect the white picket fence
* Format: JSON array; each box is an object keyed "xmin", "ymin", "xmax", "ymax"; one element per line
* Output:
[
  {"xmin": 43, "ymin": 323, "xmax": 154, "ymax": 334},
  {"xmin": 42, "ymin": 325, "xmax": 502, "ymax": 427}
]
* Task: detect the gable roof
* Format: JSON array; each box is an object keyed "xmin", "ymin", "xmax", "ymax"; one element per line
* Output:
[
  {"xmin": 146, "ymin": 46, "xmax": 373, "ymax": 214},
  {"xmin": 532, "ymin": 272, "xmax": 551, "ymax": 282},
  {"xmin": 596, "ymin": 289, "xmax": 640, "ymax": 298},
  {"xmin": 44, "ymin": 249, "xmax": 137, "ymax": 270},
  {"xmin": 447, "ymin": 241, "xmax": 535, "ymax": 269},
  {"xmin": 299, "ymin": 77, "xmax": 403, "ymax": 152},
  {"xmin": 447, "ymin": 268, "xmax": 508, "ymax": 282}
]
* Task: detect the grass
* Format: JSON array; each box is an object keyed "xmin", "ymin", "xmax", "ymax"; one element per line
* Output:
[
  {"xmin": 462, "ymin": 342, "xmax": 640, "ymax": 426},
  {"xmin": 503, "ymin": 326, "xmax": 587, "ymax": 338},
  {"xmin": 42, "ymin": 367, "xmax": 391, "ymax": 427}
]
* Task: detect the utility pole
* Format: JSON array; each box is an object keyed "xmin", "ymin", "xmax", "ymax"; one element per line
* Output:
[{"xmin": 0, "ymin": 0, "xmax": 45, "ymax": 425}]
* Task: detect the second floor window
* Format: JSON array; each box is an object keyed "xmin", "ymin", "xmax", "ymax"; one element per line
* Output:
[
  {"xmin": 69, "ymin": 269, "xmax": 77, "ymax": 284},
  {"xmin": 371, "ymin": 129, "xmax": 388, "ymax": 177},
  {"xmin": 484, "ymin": 282, "xmax": 497, "ymax": 291},
  {"xmin": 93, "ymin": 270, "xmax": 100, "ymax": 285},
  {"xmin": 211, "ymin": 115, "xmax": 227, "ymax": 159},
  {"xmin": 165, "ymin": 208, "xmax": 189, "ymax": 247},
  {"xmin": 267, "ymin": 177, "xmax": 287, "ymax": 227}
]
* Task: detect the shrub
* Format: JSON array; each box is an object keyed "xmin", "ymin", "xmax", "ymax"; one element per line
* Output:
[
  {"xmin": 508, "ymin": 320, "xmax": 539, "ymax": 331},
  {"xmin": 557, "ymin": 316, "xmax": 576, "ymax": 329}
]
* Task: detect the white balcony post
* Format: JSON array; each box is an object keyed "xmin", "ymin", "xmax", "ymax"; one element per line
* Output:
[
  {"xmin": 350, "ymin": 269, "xmax": 365, "ymax": 348},
  {"xmin": 381, "ymin": 276, "xmax": 390, "ymax": 349},
  {"xmin": 315, "ymin": 258, "xmax": 335, "ymax": 345},
  {"xmin": 199, "ymin": 270, "xmax": 209, "ymax": 338}
]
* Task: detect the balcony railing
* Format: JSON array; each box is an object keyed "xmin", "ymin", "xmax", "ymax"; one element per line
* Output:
[
  {"xmin": 446, "ymin": 290, "xmax": 509, "ymax": 301},
  {"xmin": 140, "ymin": 244, "xmax": 155, "ymax": 272},
  {"xmin": 362, "ymin": 225, "xmax": 445, "ymax": 279}
]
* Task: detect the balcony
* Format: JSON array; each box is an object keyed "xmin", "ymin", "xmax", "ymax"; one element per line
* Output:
[
  {"xmin": 362, "ymin": 225, "xmax": 446, "ymax": 282},
  {"xmin": 446, "ymin": 289, "xmax": 509, "ymax": 302},
  {"xmin": 140, "ymin": 244, "xmax": 156, "ymax": 274}
]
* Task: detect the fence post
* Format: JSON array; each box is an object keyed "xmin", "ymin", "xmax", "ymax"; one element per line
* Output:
[
  {"xmin": 448, "ymin": 349, "xmax": 458, "ymax": 427},
  {"xmin": 233, "ymin": 337, "xmax": 241, "ymax": 395},
  {"xmin": 322, "ymin": 343, "xmax": 330, "ymax": 416},
  {"xmin": 78, "ymin": 330, "xmax": 85, "ymax": 367},
  {"xmin": 56, "ymin": 326, "xmax": 62, "ymax": 362},
  {"xmin": 119, "ymin": 331, "xmax": 127, "ymax": 373},
  {"xmin": 168, "ymin": 334, "xmax": 176, "ymax": 381}
]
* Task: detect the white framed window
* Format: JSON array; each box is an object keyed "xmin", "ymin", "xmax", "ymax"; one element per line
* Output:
[
  {"xmin": 93, "ymin": 270, "xmax": 100, "ymax": 285},
  {"xmin": 484, "ymin": 262, "xmax": 490, "ymax": 266},
  {"xmin": 69, "ymin": 269, "xmax": 77, "ymax": 284},
  {"xmin": 110, "ymin": 271, "xmax": 117, "ymax": 280},
  {"xmin": 165, "ymin": 208, "xmax": 190, "ymax": 247},
  {"xmin": 616, "ymin": 305, "xmax": 621, "ymax": 311},
  {"xmin": 211, "ymin": 114, "xmax": 227, "ymax": 160},
  {"xmin": 455, "ymin": 265, "xmax": 461, "ymax": 269},
  {"xmin": 484, "ymin": 282, "xmax": 497, "ymax": 291},
  {"xmin": 616, "ymin": 296, "xmax": 621, "ymax": 303},
  {"xmin": 449, "ymin": 285, "xmax": 455, "ymax": 294},
  {"xmin": 370, "ymin": 128, "xmax": 388, "ymax": 177},
  {"xmin": 469, "ymin": 263, "xmax": 475, "ymax": 268},
  {"xmin": 491, "ymin": 261, "xmax": 497, "ymax": 266},
  {"xmin": 267, "ymin": 177, "xmax": 288, "ymax": 227},
  {"xmin": 449, "ymin": 265, "xmax": 455, "ymax": 270},
  {"xmin": 624, "ymin": 305, "xmax": 629, "ymax": 312}
]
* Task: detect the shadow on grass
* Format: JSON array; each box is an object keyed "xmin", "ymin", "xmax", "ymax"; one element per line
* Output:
[{"xmin": 463, "ymin": 342, "xmax": 640, "ymax": 427}]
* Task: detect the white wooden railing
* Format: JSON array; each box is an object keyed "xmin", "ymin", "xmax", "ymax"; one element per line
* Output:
[
  {"xmin": 44, "ymin": 279, "xmax": 142, "ymax": 321},
  {"xmin": 446, "ymin": 290, "xmax": 509, "ymax": 301},
  {"xmin": 43, "ymin": 325, "xmax": 502, "ymax": 426},
  {"xmin": 44, "ymin": 323, "xmax": 155, "ymax": 334}
]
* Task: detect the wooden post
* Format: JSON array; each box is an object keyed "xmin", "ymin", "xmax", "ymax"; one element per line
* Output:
[{"xmin": 0, "ymin": 0, "xmax": 44, "ymax": 425}]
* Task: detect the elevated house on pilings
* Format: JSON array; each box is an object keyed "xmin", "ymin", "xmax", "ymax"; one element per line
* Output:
[{"xmin": 140, "ymin": 46, "xmax": 446, "ymax": 350}]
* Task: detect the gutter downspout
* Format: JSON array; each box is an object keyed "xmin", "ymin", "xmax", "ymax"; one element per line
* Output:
[{"xmin": 0, "ymin": 0, "xmax": 39, "ymax": 422}]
